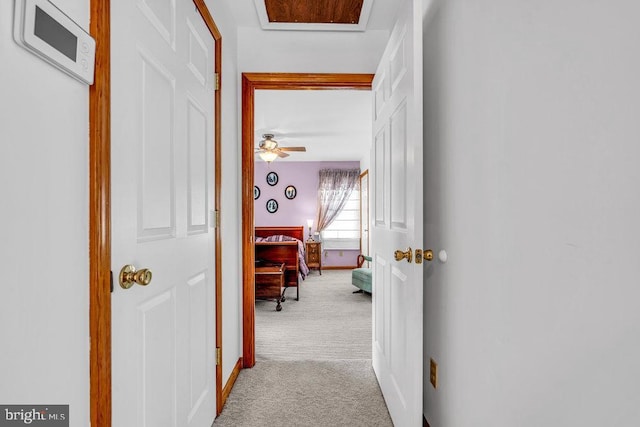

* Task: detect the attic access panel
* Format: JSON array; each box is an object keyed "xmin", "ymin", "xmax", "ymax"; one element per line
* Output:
[{"xmin": 264, "ymin": 0, "xmax": 364, "ymax": 25}]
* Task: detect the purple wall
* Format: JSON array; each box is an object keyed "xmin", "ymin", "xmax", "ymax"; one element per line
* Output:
[{"xmin": 254, "ymin": 161, "xmax": 360, "ymax": 267}]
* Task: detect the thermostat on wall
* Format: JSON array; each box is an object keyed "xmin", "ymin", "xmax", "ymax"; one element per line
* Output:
[{"xmin": 13, "ymin": 0, "xmax": 96, "ymax": 85}]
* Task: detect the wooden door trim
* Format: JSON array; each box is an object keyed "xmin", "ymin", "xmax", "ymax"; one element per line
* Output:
[
  {"xmin": 192, "ymin": 0, "xmax": 224, "ymax": 415},
  {"xmin": 241, "ymin": 73, "xmax": 374, "ymax": 367},
  {"xmin": 89, "ymin": 1, "xmax": 111, "ymax": 425},
  {"xmin": 89, "ymin": 1, "xmax": 223, "ymax": 424}
]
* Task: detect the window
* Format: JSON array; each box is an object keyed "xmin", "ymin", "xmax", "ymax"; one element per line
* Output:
[{"xmin": 320, "ymin": 188, "xmax": 360, "ymax": 250}]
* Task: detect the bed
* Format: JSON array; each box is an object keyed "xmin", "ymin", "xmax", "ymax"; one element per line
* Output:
[{"xmin": 255, "ymin": 226, "xmax": 309, "ymax": 300}]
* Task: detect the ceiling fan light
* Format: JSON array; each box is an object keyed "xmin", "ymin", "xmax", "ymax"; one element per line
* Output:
[
  {"xmin": 259, "ymin": 151, "xmax": 278, "ymax": 163},
  {"xmin": 260, "ymin": 134, "xmax": 278, "ymax": 150}
]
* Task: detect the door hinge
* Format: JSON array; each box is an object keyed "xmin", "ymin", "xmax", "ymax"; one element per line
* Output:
[
  {"xmin": 214, "ymin": 72, "xmax": 220, "ymax": 91},
  {"xmin": 215, "ymin": 347, "xmax": 222, "ymax": 366},
  {"xmin": 214, "ymin": 209, "xmax": 220, "ymax": 228}
]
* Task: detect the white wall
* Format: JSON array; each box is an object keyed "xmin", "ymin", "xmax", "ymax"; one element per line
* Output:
[
  {"xmin": 423, "ymin": 0, "xmax": 640, "ymax": 425},
  {"xmin": 238, "ymin": 27, "xmax": 388, "ymax": 73},
  {"xmin": 360, "ymin": 147, "xmax": 371, "ymax": 175},
  {"xmin": 205, "ymin": 0, "xmax": 242, "ymax": 387},
  {"xmin": 0, "ymin": 1, "xmax": 89, "ymax": 426}
]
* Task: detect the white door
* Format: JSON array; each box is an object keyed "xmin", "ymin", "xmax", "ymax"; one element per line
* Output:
[
  {"xmin": 111, "ymin": 1, "xmax": 216, "ymax": 426},
  {"xmin": 371, "ymin": 0, "xmax": 423, "ymax": 425}
]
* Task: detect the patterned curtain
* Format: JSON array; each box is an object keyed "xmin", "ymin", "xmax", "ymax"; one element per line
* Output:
[{"xmin": 315, "ymin": 168, "xmax": 360, "ymax": 232}]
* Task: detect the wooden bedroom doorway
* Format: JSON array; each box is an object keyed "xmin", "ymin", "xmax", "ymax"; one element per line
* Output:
[{"xmin": 241, "ymin": 73, "xmax": 374, "ymax": 367}]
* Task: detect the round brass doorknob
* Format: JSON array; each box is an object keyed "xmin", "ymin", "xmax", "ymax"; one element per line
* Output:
[
  {"xmin": 119, "ymin": 264, "xmax": 153, "ymax": 289},
  {"xmin": 394, "ymin": 248, "xmax": 413, "ymax": 263},
  {"xmin": 424, "ymin": 249, "xmax": 434, "ymax": 261}
]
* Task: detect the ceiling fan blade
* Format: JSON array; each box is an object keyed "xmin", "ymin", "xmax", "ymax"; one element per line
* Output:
[
  {"xmin": 279, "ymin": 147, "xmax": 306, "ymax": 152},
  {"xmin": 277, "ymin": 151, "xmax": 290, "ymax": 158}
]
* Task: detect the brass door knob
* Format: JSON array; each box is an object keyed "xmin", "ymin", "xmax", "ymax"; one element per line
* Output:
[
  {"xmin": 415, "ymin": 249, "xmax": 434, "ymax": 264},
  {"xmin": 119, "ymin": 264, "xmax": 153, "ymax": 289},
  {"xmin": 394, "ymin": 248, "xmax": 413, "ymax": 263}
]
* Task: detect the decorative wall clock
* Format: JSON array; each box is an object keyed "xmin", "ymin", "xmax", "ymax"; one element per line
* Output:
[
  {"xmin": 266, "ymin": 171, "xmax": 278, "ymax": 186},
  {"xmin": 284, "ymin": 185, "xmax": 297, "ymax": 200},
  {"xmin": 266, "ymin": 199, "xmax": 278, "ymax": 213}
]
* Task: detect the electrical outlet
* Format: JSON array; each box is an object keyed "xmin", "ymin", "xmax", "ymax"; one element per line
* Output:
[
  {"xmin": 339, "ymin": 250, "xmax": 343, "ymax": 256},
  {"xmin": 430, "ymin": 358, "xmax": 438, "ymax": 389}
]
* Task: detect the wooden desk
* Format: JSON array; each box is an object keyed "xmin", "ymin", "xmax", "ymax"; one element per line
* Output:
[{"xmin": 255, "ymin": 263, "xmax": 285, "ymax": 311}]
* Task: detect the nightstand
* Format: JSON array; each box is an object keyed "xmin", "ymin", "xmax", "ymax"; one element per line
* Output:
[{"xmin": 305, "ymin": 240, "xmax": 322, "ymax": 275}]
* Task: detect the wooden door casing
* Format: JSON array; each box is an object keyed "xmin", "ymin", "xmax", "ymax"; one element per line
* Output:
[
  {"xmin": 91, "ymin": 1, "xmax": 223, "ymax": 425},
  {"xmin": 241, "ymin": 73, "xmax": 374, "ymax": 367}
]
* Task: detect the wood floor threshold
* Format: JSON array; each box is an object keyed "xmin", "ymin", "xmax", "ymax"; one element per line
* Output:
[{"xmin": 220, "ymin": 357, "xmax": 243, "ymax": 411}]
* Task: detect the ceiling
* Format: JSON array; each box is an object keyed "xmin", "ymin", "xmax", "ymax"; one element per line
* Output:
[
  {"xmin": 221, "ymin": 0, "xmax": 398, "ymax": 163},
  {"xmin": 255, "ymin": 90, "xmax": 372, "ymax": 162}
]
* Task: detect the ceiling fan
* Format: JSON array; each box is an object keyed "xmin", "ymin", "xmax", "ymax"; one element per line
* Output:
[{"xmin": 255, "ymin": 134, "xmax": 306, "ymax": 162}]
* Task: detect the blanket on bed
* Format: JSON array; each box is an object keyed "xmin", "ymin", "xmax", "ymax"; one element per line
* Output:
[{"xmin": 255, "ymin": 235, "xmax": 309, "ymax": 279}]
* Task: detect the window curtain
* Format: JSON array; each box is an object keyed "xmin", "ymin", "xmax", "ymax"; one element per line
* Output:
[{"xmin": 315, "ymin": 168, "xmax": 360, "ymax": 232}]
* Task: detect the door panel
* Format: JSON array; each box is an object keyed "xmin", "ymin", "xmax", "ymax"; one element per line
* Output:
[
  {"xmin": 140, "ymin": 291, "xmax": 176, "ymax": 427},
  {"xmin": 139, "ymin": 51, "xmax": 175, "ymax": 238},
  {"xmin": 374, "ymin": 69, "xmax": 388, "ymax": 120},
  {"xmin": 374, "ymin": 129, "xmax": 387, "ymax": 226},
  {"xmin": 187, "ymin": 100, "xmax": 208, "ymax": 233},
  {"xmin": 359, "ymin": 171, "xmax": 370, "ymax": 258},
  {"xmin": 390, "ymin": 102, "xmax": 408, "ymax": 228},
  {"xmin": 138, "ymin": 0, "xmax": 175, "ymax": 45},
  {"xmin": 187, "ymin": 271, "xmax": 208, "ymax": 421},
  {"xmin": 187, "ymin": 22, "xmax": 208, "ymax": 85},
  {"xmin": 371, "ymin": 0, "xmax": 423, "ymax": 425},
  {"xmin": 112, "ymin": 1, "xmax": 216, "ymax": 425}
]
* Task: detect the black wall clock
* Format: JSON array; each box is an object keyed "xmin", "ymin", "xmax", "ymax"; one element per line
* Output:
[
  {"xmin": 266, "ymin": 199, "xmax": 278, "ymax": 213},
  {"xmin": 266, "ymin": 171, "xmax": 279, "ymax": 186},
  {"xmin": 254, "ymin": 186, "xmax": 261, "ymax": 200},
  {"xmin": 284, "ymin": 185, "xmax": 297, "ymax": 200}
]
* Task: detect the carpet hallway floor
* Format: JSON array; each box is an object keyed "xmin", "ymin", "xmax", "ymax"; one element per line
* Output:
[{"xmin": 213, "ymin": 270, "xmax": 393, "ymax": 426}]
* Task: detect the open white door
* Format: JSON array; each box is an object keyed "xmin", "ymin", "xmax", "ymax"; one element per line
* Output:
[
  {"xmin": 111, "ymin": 1, "xmax": 216, "ymax": 426},
  {"xmin": 371, "ymin": 0, "xmax": 423, "ymax": 425}
]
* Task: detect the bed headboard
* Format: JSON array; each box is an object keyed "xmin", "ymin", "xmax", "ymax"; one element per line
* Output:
[{"xmin": 255, "ymin": 226, "xmax": 304, "ymax": 242}]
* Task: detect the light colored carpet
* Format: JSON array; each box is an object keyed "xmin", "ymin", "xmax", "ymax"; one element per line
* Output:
[
  {"xmin": 256, "ymin": 270, "xmax": 372, "ymax": 361},
  {"xmin": 213, "ymin": 271, "xmax": 392, "ymax": 427},
  {"xmin": 213, "ymin": 360, "xmax": 393, "ymax": 427}
]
